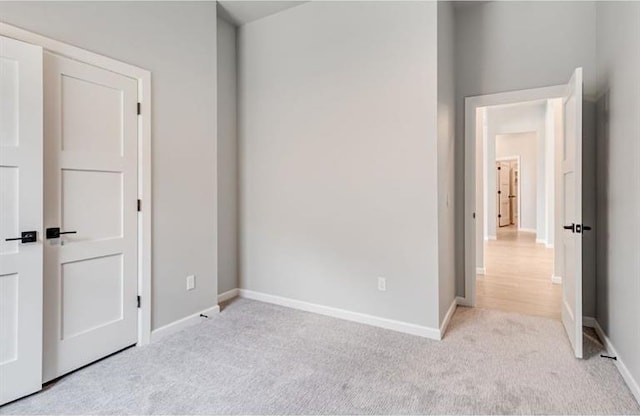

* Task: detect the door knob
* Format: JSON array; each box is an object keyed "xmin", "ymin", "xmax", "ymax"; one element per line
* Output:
[
  {"xmin": 5, "ymin": 231, "xmax": 37, "ymax": 243},
  {"xmin": 46, "ymin": 227, "xmax": 77, "ymax": 239},
  {"xmin": 563, "ymin": 223, "xmax": 575, "ymax": 232}
]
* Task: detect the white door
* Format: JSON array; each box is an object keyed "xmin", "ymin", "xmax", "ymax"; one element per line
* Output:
[
  {"xmin": 509, "ymin": 161, "xmax": 518, "ymax": 226},
  {"xmin": 497, "ymin": 162, "xmax": 511, "ymax": 227},
  {"xmin": 0, "ymin": 36, "xmax": 43, "ymax": 405},
  {"xmin": 560, "ymin": 67, "xmax": 583, "ymax": 358},
  {"xmin": 43, "ymin": 52, "xmax": 139, "ymax": 381}
]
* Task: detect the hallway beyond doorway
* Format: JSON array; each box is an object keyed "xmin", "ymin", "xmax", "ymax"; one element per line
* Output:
[{"xmin": 477, "ymin": 226, "xmax": 560, "ymax": 320}]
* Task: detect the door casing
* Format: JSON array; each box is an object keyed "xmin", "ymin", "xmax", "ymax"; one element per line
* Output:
[
  {"xmin": 0, "ymin": 22, "xmax": 153, "ymax": 346},
  {"xmin": 463, "ymin": 85, "xmax": 566, "ymax": 307}
]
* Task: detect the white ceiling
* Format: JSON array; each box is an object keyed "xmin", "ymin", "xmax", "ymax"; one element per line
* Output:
[{"xmin": 218, "ymin": 1, "xmax": 308, "ymax": 25}]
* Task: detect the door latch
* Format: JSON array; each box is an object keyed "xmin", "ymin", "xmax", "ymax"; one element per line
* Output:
[
  {"xmin": 46, "ymin": 227, "xmax": 77, "ymax": 239},
  {"xmin": 564, "ymin": 223, "xmax": 592, "ymax": 234},
  {"xmin": 5, "ymin": 231, "xmax": 37, "ymax": 244}
]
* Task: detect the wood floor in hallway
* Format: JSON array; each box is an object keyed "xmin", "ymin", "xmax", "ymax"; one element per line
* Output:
[{"xmin": 477, "ymin": 225, "xmax": 561, "ymax": 320}]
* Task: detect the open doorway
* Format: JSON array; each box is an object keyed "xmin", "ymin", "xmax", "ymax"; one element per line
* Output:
[
  {"xmin": 476, "ymin": 103, "xmax": 559, "ymax": 319},
  {"xmin": 463, "ymin": 70, "xmax": 588, "ymax": 359}
]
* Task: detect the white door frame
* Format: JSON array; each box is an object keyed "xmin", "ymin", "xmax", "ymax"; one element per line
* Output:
[
  {"xmin": 0, "ymin": 22, "xmax": 153, "ymax": 345},
  {"xmin": 462, "ymin": 85, "xmax": 565, "ymax": 307},
  {"xmin": 495, "ymin": 155, "xmax": 522, "ymax": 230}
]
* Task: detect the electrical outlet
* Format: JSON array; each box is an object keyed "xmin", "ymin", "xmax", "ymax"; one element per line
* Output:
[
  {"xmin": 186, "ymin": 275, "xmax": 195, "ymax": 291},
  {"xmin": 378, "ymin": 277, "xmax": 386, "ymax": 291}
]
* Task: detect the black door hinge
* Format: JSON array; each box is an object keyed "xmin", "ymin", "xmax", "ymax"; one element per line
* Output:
[
  {"xmin": 137, "ymin": 102, "xmax": 141, "ymax": 115},
  {"xmin": 137, "ymin": 296, "xmax": 141, "ymax": 308},
  {"xmin": 137, "ymin": 199, "xmax": 141, "ymax": 212}
]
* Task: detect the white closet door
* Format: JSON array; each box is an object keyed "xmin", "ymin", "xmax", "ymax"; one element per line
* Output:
[
  {"xmin": 43, "ymin": 52, "xmax": 139, "ymax": 381},
  {"xmin": 0, "ymin": 36, "xmax": 43, "ymax": 405}
]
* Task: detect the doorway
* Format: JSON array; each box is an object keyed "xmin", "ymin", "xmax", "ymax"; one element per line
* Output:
[
  {"xmin": 476, "ymin": 103, "xmax": 559, "ymax": 320},
  {"xmin": 496, "ymin": 157, "xmax": 520, "ymax": 229},
  {"xmin": 463, "ymin": 69, "xmax": 586, "ymax": 358}
]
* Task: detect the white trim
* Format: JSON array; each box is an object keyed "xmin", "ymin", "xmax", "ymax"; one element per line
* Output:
[
  {"xmin": 486, "ymin": 235, "xmax": 497, "ymax": 241},
  {"xmin": 476, "ymin": 267, "xmax": 486, "ymax": 275},
  {"xmin": 456, "ymin": 295, "xmax": 471, "ymax": 308},
  {"xmin": 535, "ymin": 238, "xmax": 547, "ymax": 245},
  {"xmin": 239, "ymin": 289, "xmax": 442, "ymax": 340},
  {"xmin": 465, "ymin": 84, "xmax": 567, "ymax": 307},
  {"xmin": 582, "ymin": 316, "xmax": 596, "ymax": 328},
  {"xmin": 218, "ymin": 288, "xmax": 240, "ymax": 303},
  {"xmin": 546, "ymin": 243, "xmax": 554, "ymax": 249},
  {"xmin": 551, "ymin": 275, "xmax": 562, "ymax": 284},
  {"xmin": 0, "ymin": 22, "xmax": 153, "ymax": 346},
  {"xmin": 439, "ymin": 297, "xmax": 458, "ymax": 338},
  {"xmin": 593, "ymin": 320, "xmax": 640, "ymax": 404},
  {"xmin": 519, "ymin": 228, "xmax": 537, "ymax": 233},
  {"xmin": 150, "ymin": 305, "xmax": 220, "ymax": 343}
]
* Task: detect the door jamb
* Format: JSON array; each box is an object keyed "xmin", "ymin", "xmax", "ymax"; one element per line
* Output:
[
  {"xmin": 496, "ymin": 155, "xmax": 522, "ymax": 230},
  {"xmin": 462, "ymin": 85, "xmax": 565, "ymax": 307},
  {"xmin": 0, "ymin": 22, "xmax": 153, "ymax": 345}
]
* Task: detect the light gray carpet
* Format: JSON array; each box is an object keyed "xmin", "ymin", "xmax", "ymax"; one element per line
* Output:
[{"xmin": 2, "ymin": 298, "xmax": 639, "ymax": 415}]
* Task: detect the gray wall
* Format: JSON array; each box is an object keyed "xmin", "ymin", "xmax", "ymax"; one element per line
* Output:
[
  {"xmin": 0, "ymin": 1, "xmax": 219, "ymax": 330},
  {"xmin": 217, "ymin": 15, "xmax": 239, "ymax": 294},
  {"xmin": 595, "ymin": 0, "xmax": 640, "ymax": 394},
  {"xmin": 437, "ymin": 1, "xmax": 457, "ymax": 323},
  {"xmin": 238, "ymin": 1, "xmax": 441, "ymax": 328},
  {"xmin": 454, "ymin": 1, "xmax": 597, "ymax": 297}
]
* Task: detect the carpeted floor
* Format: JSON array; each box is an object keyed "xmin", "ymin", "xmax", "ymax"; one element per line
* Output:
[{"xmin": 2, "ymin": 298, "xmax": 639, "ymax": 415}]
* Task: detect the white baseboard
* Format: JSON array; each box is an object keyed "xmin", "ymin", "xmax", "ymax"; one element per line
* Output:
[
  {"xmin": 439, "ymin": 297, "xmax": 458, "ymax": 338},
  {"xmin": 536, "ymin": 238, "xmax": 547, "ymax": 245},
  {"xmin": 519, "ymin": 228, "xmax": 536, "ymax": 233},
  {"xmin": 551, "ymin": 275, "xmax": 562, "ymax": 284},
  {"xmin": 476, "ymin": 267, "xmax": 486, "ymax": 275},
  {"xmin": 238, "ymin": 289, "xmax": 441, "ymax": 340},
  {"xmin": 546, "ymin": 243, "xmax": 554, "ymax": 249},
  {"xmin": 592, "ymin": 320, "xmax": 640, "ymax": 405},
  {"xmin": 486, "ymin": 235, "xmax": 497, "ymax": 241},
  {"xmin": 583, "ymin": 316, "xmax": 596, "ymax": 328},
  {"xmin": 218, "ymin": 288, "xmax": 239, "ymax": 303},
  {"xmin": 456, "ymin": 295, "xmax": 471, "ymax": 307},
  {"xmin": 150, "ymin": 304, "xmax": 220, "ymax": 343}
]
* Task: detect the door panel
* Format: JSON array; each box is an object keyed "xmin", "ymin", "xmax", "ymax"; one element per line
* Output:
[
  {"xmin": 498, "ymin": 162, "xmax": 511, "ymax": 227},
  {"xmin": 0, "ymin": 36, "xmax": 43, "ymax": 405},
  {"xmin": 43, "ymin": 52, "xmax": 138, "ymax": 382},
  {"xmin": 560, "ymin": 68, "xmax": 583, "ymax": 358},
  {"xmin": 509, "ymin": 162, "xmax": 518, "ymax": 225}
]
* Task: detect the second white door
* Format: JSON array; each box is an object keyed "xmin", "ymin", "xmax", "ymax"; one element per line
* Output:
[
  {"xmin": 43, "ymin": 52, "xmax": 139, "ymax": 381},
  {"xmin": 497, "ymin": 161, "xmax": 511, "ymax": 227}
]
